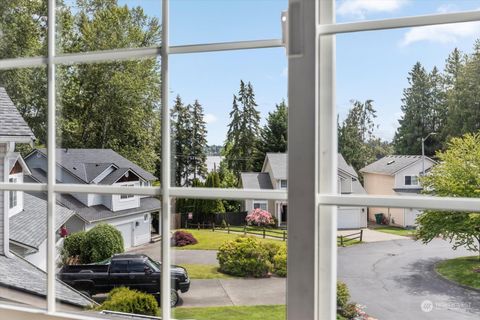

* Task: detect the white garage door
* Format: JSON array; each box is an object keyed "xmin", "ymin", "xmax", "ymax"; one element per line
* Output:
[
  {"xmin": 116, "ymin": 223, "xmax": 133, "ymax": 249},
  {"xmin": 338, "ymin": 207, "xmax": 365, "ymax": 229}
]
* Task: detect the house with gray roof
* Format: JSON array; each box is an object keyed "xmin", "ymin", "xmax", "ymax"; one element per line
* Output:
[
  {"xmin": 360, "ymin": 155, "xmax": 436, "ymax": 227},
  {"xmin": 0, "ymin": 87, "xmax": 95, "ymax": 310},
  {"xmin": 240, "ymin": 153, "xmax": 367, "ymax": 229},
  {"xmin": 24, "ymin": 148, "xmax": 161, "ymax": 252}
]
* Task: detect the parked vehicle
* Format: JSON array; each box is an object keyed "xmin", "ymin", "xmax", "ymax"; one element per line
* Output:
[{"xmin": 58, "ymin": 253, "xmax": 190, "ymax": 307}]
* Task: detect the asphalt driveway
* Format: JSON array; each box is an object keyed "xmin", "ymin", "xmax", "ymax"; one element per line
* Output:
[{"xmin": 338, "ymin": 238, "xmax": 479, "ymax": 320}]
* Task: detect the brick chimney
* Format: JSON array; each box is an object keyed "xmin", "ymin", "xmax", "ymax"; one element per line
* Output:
[{"xmin": 0, "ymin": 87, "xmax": 35, "ymax": 256}]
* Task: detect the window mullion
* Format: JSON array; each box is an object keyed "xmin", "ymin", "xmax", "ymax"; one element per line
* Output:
[{"xmin": 46, "ymin": 0, "xmax": 57, "ymax": 313}]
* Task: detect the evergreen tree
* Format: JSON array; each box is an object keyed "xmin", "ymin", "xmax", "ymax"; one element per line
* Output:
[
  {"xmin": 203, "ymin": 171, "xmax": 225, "ymax": 215},
  {"xmin": 189, "ymin": 100, "xmax": 208, "ymax": 183},
  {"xmin": 218, "ymin": 160, "xmax": 240, "ymax": 213},
  {"xmin": 338, "ymin": 100, "xmax": 385, "ymax": 173},
  {"xmin": 171, "ymin": 95, "xmax": 192, "ymax": 187},
  {"xmin": 224, "ymin": 80, "xmax": 261, "ymax": 175},
  {"xmin": 393, "ymin": 62, "xmax": 444, "ymax": 156}
]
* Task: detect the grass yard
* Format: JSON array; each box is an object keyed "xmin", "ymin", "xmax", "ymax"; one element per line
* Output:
[
  {"xmin": 180, "ymin": 264, "xmax": 236, "ymax": 279},
  {"xmin": 174, "ymin": 305, "xmax": 347, "ymax": 320},
  {"xmin": 435, "ymin": 256, "xmax": 480, "ymax": 289},
  {"xmin": 372, "ymin": 226, "xmax": 416, "ymax": 237},
  {"xmin": 173, "ymin": 229, "xmax": 284, "ymax": 250},
  {"xmin": 226, "ymin": 226, "xmax": 287, "ymax": 240},
  {"xmin": 338, "ymin": 238, "xmax": 361, "ymax": 247}
]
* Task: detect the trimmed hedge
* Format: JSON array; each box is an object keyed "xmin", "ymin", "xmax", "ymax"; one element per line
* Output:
[
  {"xmin": 336, "ymin": 281, "xmax": 350, "ymax": 309},
  {"xmin": 273, "ymin": 246, "xmax": 287, "ymax": 277},
  {"xmin": 81, "ymin": 223, "xmax": 124, "ymax": 263},
  {"xmin": 171, "ymin": 230, "xmax": 198, "ymax": 247},
  {"xmin": 96, "ymin": 287, "xmax": 159, "ymax": 316},
  {"xmin": 217, "ymin": 237, "xmax": 273, "ymax": 277},
  {"xmin": 63, "ymin": 231, "xmax": 86, "ymax": 259}
]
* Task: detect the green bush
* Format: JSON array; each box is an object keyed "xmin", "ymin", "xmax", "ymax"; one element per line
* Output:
[
  {"xmin": 273, "ymin": 246, "xmax": 287, "ymax": 277},
  {"xmin": 336, "ymin": 281, "xmax": 350, "ymax": 309},
  {"xmin": 262, "ymin": 242, "xmax": 281, "ymax": 261},
  {"xmin": 340, "ymin": 303, "xmax": 358, "ymax": 319},
  {"xmin": 96, "ymin": 287, "xmax": 159, "ymax": 316},
  {"xmin": 81, "ymin": 223, "xmax": 124, "ymax": 263},
  {"xmin": 63, "ymin": 231, "xmax": 86, "ymax": 259},
  {"xmin": 217, "ymin": 237, "xmax": 272, "ymax": 277}
]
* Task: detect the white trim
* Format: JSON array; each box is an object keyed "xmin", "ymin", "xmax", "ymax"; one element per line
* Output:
[
  {"xmin": 318, "ymin": 10, "xmax": 480, "ymax": 35},
  {"xmin": 252, "ymin": 199, "xmax": 268, "ymax": 211}
]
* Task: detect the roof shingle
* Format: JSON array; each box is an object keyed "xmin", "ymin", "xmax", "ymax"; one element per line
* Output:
[{"xmin": 0, "ymin": 87, "xmax": 35, "ymax": 140}]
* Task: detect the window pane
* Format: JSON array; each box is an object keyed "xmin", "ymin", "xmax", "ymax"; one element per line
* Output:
[
  {"xmin": 171, "ymin": 0, "xmax": 287, "ymax": 46},
  {"xmin": 0, "ymin": 1, "xmax": 47, "ymax": 59},
  {"xmin": 338, "ymin": 205, "xmax": 479, "ymax": 320},
  {"xmin": 171, "ymin": 196, "xmax": 286, "ymax": 320},
  {"xmin": 56, "ymin": 1, "xmax": 162, "ymax": 55},
  {"xmin": 336, "ymin": 0, "xmax": 479, "ymax": 23}
]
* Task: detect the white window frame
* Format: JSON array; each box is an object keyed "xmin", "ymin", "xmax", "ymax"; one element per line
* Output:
[
  {"xmin": 119, "ymin": 184, "xmax": 135, "ymax": 200},
  {"xmin": 280, "ymin": 179, "xmax": 287, "ymax": 188},
  {"xmin": 0, "ymin": 1, "xmax": 479, "ymax": 319},
  {"xmin": 8, "ymin": 177, "xmax": 18, "ymax": 209},
  {"xmin": 253, "ymin": 200, "xmax": 268, "ymax": 211},
  {"xmin": 405, "ymin": 175, "xmax": 419, "ymax": 186}
]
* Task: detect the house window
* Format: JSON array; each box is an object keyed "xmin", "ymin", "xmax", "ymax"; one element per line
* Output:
[
  {"xmin": 9, "ymin": 178, "xmax": 17, "ymax": 209},
  {"xmin": 2, "ymin": 1, "xmax": 480, "ymax": 320},
  {"xmin": 253, "ymin": 200, "xmax": 268, "ymax": 211},
  {"xmin": 405, "ymin": 176, "xmax": 418, "ymax": 186},
  {"xmin": 280, "ymin": 180, "xmax": 287, "ymax": 188},
  {"xmin": 120, "ymin": 184, "xmax": 135, "ymax": 199}
]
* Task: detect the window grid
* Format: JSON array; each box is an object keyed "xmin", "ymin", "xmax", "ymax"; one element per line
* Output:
[{"xmin": 0, "ymin": 1, "xmax": 479, "ymax": 319}]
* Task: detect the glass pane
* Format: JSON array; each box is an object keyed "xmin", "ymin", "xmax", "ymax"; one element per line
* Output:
[
  {"xmin": 55, "ymin": 58, "xmax": 162, "ymax": 315},
  {"xmin": 171, "ymin": 0, "xmax": 287, "ymax": 45},
  {"xmin": 338, "ymin": 206, "xmax": 479, "ymax": 320},
  {"xmin": 56, "ymin": 1, "xmax": 162, "ymax": 55},
  {"xmin": 336, "ymin": 0, "xmax": 480, "ymax": 22},
  {"xmin": 0, "ymin": 1, "xmax": 47, "ymax": 59}
]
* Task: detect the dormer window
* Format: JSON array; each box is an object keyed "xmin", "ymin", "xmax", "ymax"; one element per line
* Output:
[{"xmin": 120, "ymin": 184, "xmax": 135, "ymax": 200}]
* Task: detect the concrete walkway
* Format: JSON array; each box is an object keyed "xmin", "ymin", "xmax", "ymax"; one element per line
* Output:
[
  {"xmin": 178, "ymin": 278, "xmax": 286, "ymax": 307},
  {"xmin": 338, "ymin": 228, "xmax": 408, "ymax": 242}
]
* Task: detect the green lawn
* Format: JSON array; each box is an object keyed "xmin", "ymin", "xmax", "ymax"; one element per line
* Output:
[
  {"xmin": 372, "ymin": 226, "xmax": 416, "ymax": 237},
  {"xmin": 173, "ymin": 229, "xmax": 284, "ymax": 250},
  {"xmin": 226, "ymin": 226, "xmax": 287, "ymax": 240},
  {"xmin": 180, "ymin": 264, "xmax": 236, "ymax": 279},
  {"xmin": 338, "ymin": 238, "xmax": 362, "ymax": 247},
  {"xmin": 435, "ymin": 256, "xmax": 480, "ymax": 289},
  {"xmin": 174, "ymin": 305, "xmax": 346, "ymax": 320}
]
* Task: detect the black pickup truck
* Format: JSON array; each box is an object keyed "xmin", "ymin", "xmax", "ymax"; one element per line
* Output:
[{"xmin": 58, "ymin": 254, "xmax": 190, "ymax": 307}]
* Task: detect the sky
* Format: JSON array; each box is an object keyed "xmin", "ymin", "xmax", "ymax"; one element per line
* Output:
[{"xmin": 118, "ymin": 0, "xmax": 480, "ymax": 145}]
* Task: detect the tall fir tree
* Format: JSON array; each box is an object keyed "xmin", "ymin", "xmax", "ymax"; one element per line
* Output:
[
  {"xmin": 189, "ymin": 99, "xmax": 208, "ymax": 183},
  {"xmin": 224, "ymin": 80, "xmax": 261, "ymax": 175},
  {"xmin": 171, "ymin": 95, "xmax": 192, "ymax": 186},
  {"xmin": 393, "ymin": 62, "xmax": 445, "ymax": 156}
]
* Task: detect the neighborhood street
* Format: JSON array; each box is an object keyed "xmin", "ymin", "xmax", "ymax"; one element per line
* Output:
[{"xmin": 131, "ymin": 237, "xmax": 479, "ymax": 319}]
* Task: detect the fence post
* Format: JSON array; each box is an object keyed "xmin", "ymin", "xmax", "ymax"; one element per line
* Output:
[
  {"xmin": 227, "ymin": 224, "xmax": 230, "ymax": 234},
  {"xmin": 197, "ymin": 222, "xmax": 200, "ymax": 230},
  {"xmin": 262, "ymin": 228, "xmax": 265, "ymax": 239},
  {"xmin": 360, "ymin": 229, "xmax": 363, "ymax": 242},
  {"xmin": 340, "ymin": 235, "xmax": 344, "ymax": 247},
  {"xmin": 244, "ymin": 225, "xmax": 246, "ymax": 236},
  {"xmin": 283, "ymin": 230, "xmax": 286, "ymax": 242},
  {"xmin": 212, "ymin": 222, "xmax": 215, "ymax": 232}
]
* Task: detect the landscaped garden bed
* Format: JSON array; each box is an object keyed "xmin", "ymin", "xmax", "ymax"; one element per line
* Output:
[{"xmin": 435, "ymin": 256, "xmax": 480, "ymax": 290}]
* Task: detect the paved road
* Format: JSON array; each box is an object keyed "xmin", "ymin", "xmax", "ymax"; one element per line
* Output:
[
  {"xmin": 338, "ymin": 228, "xmax": 408, "ymax": 242},
  {"xmin": 338, "ymin": 238, "xmax": 479, "ymax": 320}
]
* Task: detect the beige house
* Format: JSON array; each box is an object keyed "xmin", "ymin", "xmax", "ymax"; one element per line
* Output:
[{"xmin": 360, "ymin": 155, "xmax": 436, "ymax": 228}]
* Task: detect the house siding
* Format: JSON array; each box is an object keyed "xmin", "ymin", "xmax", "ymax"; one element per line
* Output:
[{"xmin": 0, "ymin": 143, "xmax": 6, "ymax": 254}]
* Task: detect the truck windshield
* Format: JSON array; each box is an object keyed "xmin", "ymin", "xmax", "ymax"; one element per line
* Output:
[{"xmin": 146, "ymin": 258, "xmax": 160, "ymax": 272}]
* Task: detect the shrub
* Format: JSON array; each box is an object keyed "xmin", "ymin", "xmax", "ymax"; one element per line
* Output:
[
  {"xmin": 246, "ymin": 208, "xmax": 274, "ymax": 227},
  {"xmin": 62, "ymin": 231, "xmax": 86, "ymax": 262},
  {"xmin": 81, "ymin": 224, "xmax": 124, "ymax": 263},
  {"xmin": 96, "ymin": 287, "xmax": 159, "ymax": 316},
  {"xmin": 171, "ymin": 230, "xmax": 198, "ymax": 247},
  {"xmin": 340, "ymin": 303, "xmax": 359, "ymax": 319},
  {"xmin": 336, "ymin": 281, "xmax": 350, "ymax": 309},
  {"xmin": 217, "ymin": 237, "xmax": 272, "ymax": 277},
  {"xmin": 273, "ymin": 246, "xmax": 287, "ymax": 277}
]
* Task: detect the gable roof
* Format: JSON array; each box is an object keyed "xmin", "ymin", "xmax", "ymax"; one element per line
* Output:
[
  {"xmin": 240, "ymin": 172, "xmax": 274, "ymax": 190},
  {"xmin": 337, "ymin": 154, "xmax": 358, "ymax": 178},
  {"xmin": 264, "ymin": 153, "xmax": 287, "ymax": 180},
  {"xmin": 10, "ymin": 193, "xmax": 77, "ymax": 250},
  {"xmin": 0, "ymin": 253, "xmax": 95, "ymax": 308},
  {"xmin": 360, "ymin": 155, "xmax": 434, "ymax": 175},
  {"xmin": 0, "ymin": 87, "xmax": 35, "ymax": 142},
  {"xmin": 29, "ymin": 149, "xmax": 157, "ymax": 183}
]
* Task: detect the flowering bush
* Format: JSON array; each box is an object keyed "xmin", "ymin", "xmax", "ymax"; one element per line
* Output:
[
  {"xmin": 171, "ymin": 230, "xmax": 198, "ymax": 247},
  {"xmin": 246, "ymin": 208, "xmax": 274, "ymax": 227}
]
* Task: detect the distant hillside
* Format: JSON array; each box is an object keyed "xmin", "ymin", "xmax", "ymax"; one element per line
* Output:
[{"xmin": 205, "ymin": 145, "xmax": 223, "ymax": 156}]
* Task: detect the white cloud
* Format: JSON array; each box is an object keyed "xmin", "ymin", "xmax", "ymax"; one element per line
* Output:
[
  {"xmin": 204, "ymin": 113, "xmax": 218, "ymax": 124},
  {"xmin": 337, "ymin": 0, "xmax": 408, "ymax": 18},
  {"xmin": 400, "ymin": 21, "xmax": 480, "ymax": 46}
]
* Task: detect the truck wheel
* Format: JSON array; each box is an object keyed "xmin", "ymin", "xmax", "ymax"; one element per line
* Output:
[{"xmin": 170, "ymin": 289, "xmax": 179, "ymax": 307}]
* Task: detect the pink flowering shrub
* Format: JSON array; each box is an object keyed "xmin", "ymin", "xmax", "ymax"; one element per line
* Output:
[{"xmin": 246, "ymin": 208, "xmax": 273, "ymax": 227}]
